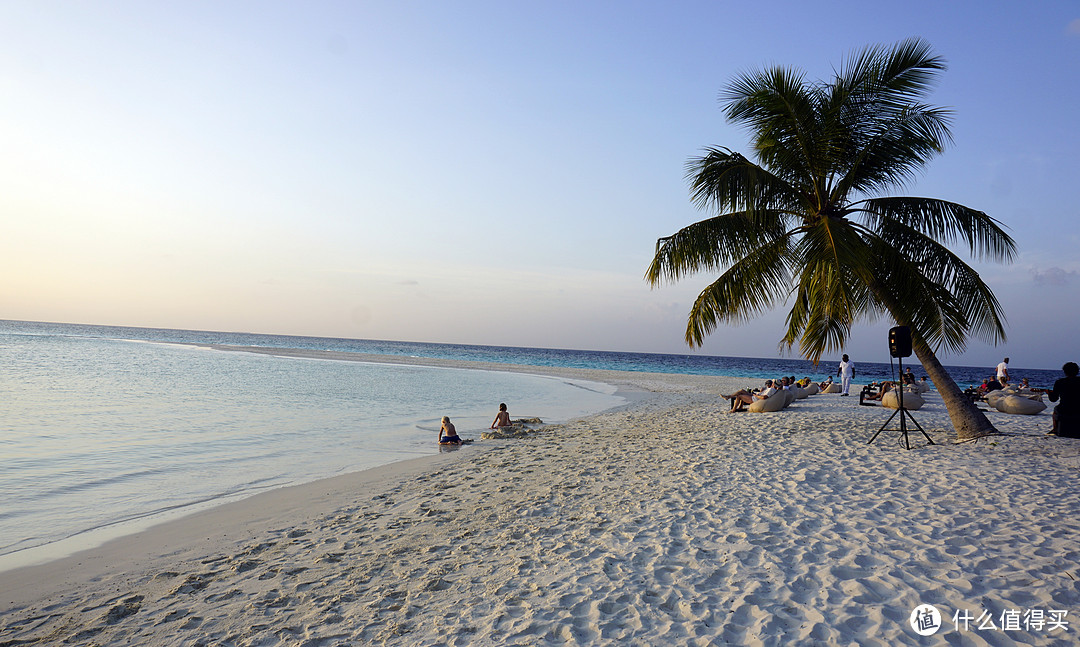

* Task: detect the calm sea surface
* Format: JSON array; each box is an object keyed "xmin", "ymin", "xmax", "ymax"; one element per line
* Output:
[
  {"xmin": 0, "ymin": 320, "xmax": 1062, "ymax": 569},
  {"xmin": 0, "ymin": 321, "xmax": 624, "ymax": 569}
]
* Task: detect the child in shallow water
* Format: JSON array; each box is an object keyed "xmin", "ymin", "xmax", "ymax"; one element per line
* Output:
[
  {"xmin": 439, "ymin": 416, "xmax": 462, "ymax": 445},
  {"xmin": 490, "ymin": 403, "xmax": 511, "ymax": 429}
]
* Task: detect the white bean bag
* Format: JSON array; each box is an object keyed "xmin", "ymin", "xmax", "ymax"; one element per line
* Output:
[
  {"xmin": 995, "ymin": 395, "xmax": 1047, "ymax": 415},
  {"xmin": 748, "ymin": 393, "xmax": 787, "ymax": 412},
  {"xmin": 823, "ymin": 383, "xmax": 841, "ymax": 393},
  {"xmin": 794, "ymin": 386, "xmax": 809, "ymax": 400},
  {"xmin": 984, "ymin": 390, "xmax": 1007, "ymax": 408},
  {"xmin": 805, "ymin": 383, "xmax": 820, "ymax": 395},
  {"xmin": 918, "ymin": 381, "xmax": 931, "ymax": 393},
  {"xmin": 882, "ymin": 390, "xmax": 925, "ymax": 410}
]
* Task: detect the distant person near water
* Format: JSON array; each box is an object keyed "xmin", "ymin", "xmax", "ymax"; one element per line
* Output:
[
  {"xmin": 490, "ymin": 403, "xmax": 511, "ymax": 429},
  {"xmin": 439, "ymin": 416, "xmax": 462, "ymax": 445},
  {"xmin": 837, "ymin": 354, "xmax": 854, "ymax": 396},
  {"xmin": 997, "ymin": 357, "xmax": 1010, "ymax": 386},
  {"xmin": 1048, "ymin": 362, "xmax": 1080, "ymax": 438}
]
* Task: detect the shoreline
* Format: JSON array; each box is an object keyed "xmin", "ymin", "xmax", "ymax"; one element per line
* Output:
[
  {"xmin": 0, "ymin": 347, "xmax": 633, "ymax": 574},
  {"xmin": 3, "ymin": 362, "xmax": 1077, "ymax": 645}
]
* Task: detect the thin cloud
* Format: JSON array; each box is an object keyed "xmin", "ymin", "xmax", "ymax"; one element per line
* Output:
[{"xmin": 1031, "ymin": 267, "xmax": 1077, "ymax": 286}]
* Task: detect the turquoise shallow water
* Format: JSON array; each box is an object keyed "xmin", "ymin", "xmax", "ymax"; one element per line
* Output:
[{"xmin": 0, "ymin": 322, "xmax": 623, "ymax": 568}]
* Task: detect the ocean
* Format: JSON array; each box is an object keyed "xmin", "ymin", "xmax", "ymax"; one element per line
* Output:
[{"xmin": 0, "ymin": 320, "xmax": 1061, "ymax": 570}]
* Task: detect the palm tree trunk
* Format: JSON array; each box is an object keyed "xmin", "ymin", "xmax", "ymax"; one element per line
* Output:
[
  {"xmin": 868, "ymin": 282, "xmax": 999, "ymax": 441},
  {"xmin": 909, "ymin": 339, "xmax": 998, "ymax": 440}
]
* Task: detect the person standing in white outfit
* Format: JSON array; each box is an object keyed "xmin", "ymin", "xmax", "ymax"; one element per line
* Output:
[
  {"xmin": 837, "ymin": 354, "xmax": 854, "ymax": 396},
  {"xmin": 996, "ymin": 357, "xmax": 1010, "ymax": 386}
]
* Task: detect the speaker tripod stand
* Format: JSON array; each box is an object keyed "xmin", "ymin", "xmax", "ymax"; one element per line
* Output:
[{"xmin": 867, "ymin": 356, "xmax": 936, "ymax": 450}]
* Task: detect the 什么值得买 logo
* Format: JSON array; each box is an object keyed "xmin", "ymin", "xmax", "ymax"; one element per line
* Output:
[{"xmin": 910, "ymin": 604, "xmax": 942, "ymax": 636}]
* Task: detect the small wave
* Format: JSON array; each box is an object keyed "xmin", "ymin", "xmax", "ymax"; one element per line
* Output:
[
  {"xmin": 561, "ymin": 380, "xmax": 607, "ymax": 394},
  {"xmin": 31, "ymin": 467, "xmax": 174, "ymax": 500}
]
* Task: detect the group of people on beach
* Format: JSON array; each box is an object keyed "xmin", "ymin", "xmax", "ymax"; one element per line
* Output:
[
  {"xmin": 977, "ymin": 357, "xmax": 1079, "ymax": 438},
  {"xmin": 982, "ymin": 357, "xmax": 1080, "ymax": 438},
  {"xmin": 438, "ymin": 403, "xmax": 513, "ymax": 445},
  {"xmin": 720, "ymin": 352, "xmax": 862, "ymax": 413},
  {"xmin": 437, "ymin": 357, "xmax": 1080, "ymax": 440},
  {"xmin": 722, "ymin": 376, "xmax": 807, "ymax": 412}
]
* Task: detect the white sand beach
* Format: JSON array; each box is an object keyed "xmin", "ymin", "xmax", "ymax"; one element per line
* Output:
[{"xmin": 2, "ymin": 359, "xmax": 1078, "ymax": 646}]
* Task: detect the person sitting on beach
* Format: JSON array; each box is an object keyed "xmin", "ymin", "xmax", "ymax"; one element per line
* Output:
[
  {"xmin": 986, "ymin": 376, "xmax": 1003, "ymax": 392},
  {"xmin": 818, "ymin": 376, "xmax": 833, "ymax": 391},
  {"xmin": 864, "ymin": 381, "xmax": 895, "ymax": 401},
  {"xmin": 1048, "ymin": 362, "xmax": 1080, "ymax": 438},
  {"xmin": 490, "ymin": 403, "xmax": 511, "ymax": 429},
  {"xmin": 722, "ymin": 380, "xmax": 776, "ymax": 413},
  {"xmin": 439, "ymin": 416, "xmax": 462, "ymax": 445}
]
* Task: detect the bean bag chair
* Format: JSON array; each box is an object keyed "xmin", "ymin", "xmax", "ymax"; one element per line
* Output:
[
  {"xmin": 748, "ymin": 393, "xmax": 786, "ymax": 412},
  {"xmin": 823, "ymin": 383, "xmax": 841, "ymax": 393},
  {"xmin": 882, "ymin": 390, "xmax": 925, "ymax": 410},
  {"xmin": 995, "ymin": 395, "xmax": 1047, "ymax": 415},
  {"xmin": 782, "ymin": 389, "xmax": 797, "ymax": 406},
  {"xmin": 805, "ymin": 383, "xmax": 820, "ymax": 395},
  {"xmin": 793, "ymin": 386, "xmax": 809, "ymax": 400},
  {"xmin": 984, "ymin": 390, "xmax": 1007, "ymax": 408},
  {"xmin": 918, "ymin": 381, "xmax": 931, "ymax": 393}
]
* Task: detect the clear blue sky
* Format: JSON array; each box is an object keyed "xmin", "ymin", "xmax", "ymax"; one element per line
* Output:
[{"xmin": 2, "ymin": 1, "xmax": 1077, "ymax": 370}]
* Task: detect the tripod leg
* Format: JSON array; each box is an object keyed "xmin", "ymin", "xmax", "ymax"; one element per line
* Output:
[
  {"xmin": 899, "ymin": 405, "xmax": 911, "ymax": 450},
  {"xmin": 903, "ymin": 409, "xmax": 935, "ymax": 445},
  {"xmin": 868, "ymin": 408, "xmax": 901, "ymax": 445}
]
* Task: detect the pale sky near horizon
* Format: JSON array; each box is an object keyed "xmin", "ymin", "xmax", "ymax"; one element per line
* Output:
[{"xmin": 2, "ymin": 1, "xmax": 1078, "ymax": 371}]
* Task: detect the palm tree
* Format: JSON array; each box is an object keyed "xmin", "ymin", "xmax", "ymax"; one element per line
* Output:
[{"xmin": 646, "ymin": 38, "xmax": 1016, "ymax": 441}]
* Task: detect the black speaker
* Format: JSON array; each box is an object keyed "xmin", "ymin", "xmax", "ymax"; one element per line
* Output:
[{"xmin": 889, "ymin": 326, "xmax": 912, "ymax": 358}]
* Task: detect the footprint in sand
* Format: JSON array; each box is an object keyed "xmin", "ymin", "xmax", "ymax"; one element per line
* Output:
[
  {"xmin": 234, "ymin": 559, "xmax": 261, "ymax": 573},
  {"xmin": 172, "ymin": 574, "xmax": 213, "ymax": 595},
  {"xmin": 103, "ymin": 595, "xmax": 143, "ymax": 624}
]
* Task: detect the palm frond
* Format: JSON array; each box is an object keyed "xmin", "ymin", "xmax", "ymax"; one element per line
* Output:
[
  {"xmin": 871, "ymin": 219, "xmax": 1009, "ymax": 346},
  {"xmin": 777, "ymin": 217, "xmax": 878, "ymax": 359},
  {"xmin": 685, "ymin": 147, "xmax": 802, "ymax": 216},
  {"xmin": 858, "ymin": 197, "xmax": 1017, "ymax": 262},
  {"xmin": 721, "ymin": 67, "xmax": 822, "ymax": 189},
  {"xmin": 645, "ymin": 209, "xmax": 788, "ymax": 286},
  {"xmin": 838, "ymin": 38, "xmax": 947, "ymax": 110},
  {"xmin": 683, "ymin": 236, "xmax": 797, "ymax": 346}
]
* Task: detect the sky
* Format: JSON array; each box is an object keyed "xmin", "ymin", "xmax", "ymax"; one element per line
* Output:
[{"xmin": 1, "ymin": 1, "xmax": 1078, "ymax": 371}]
